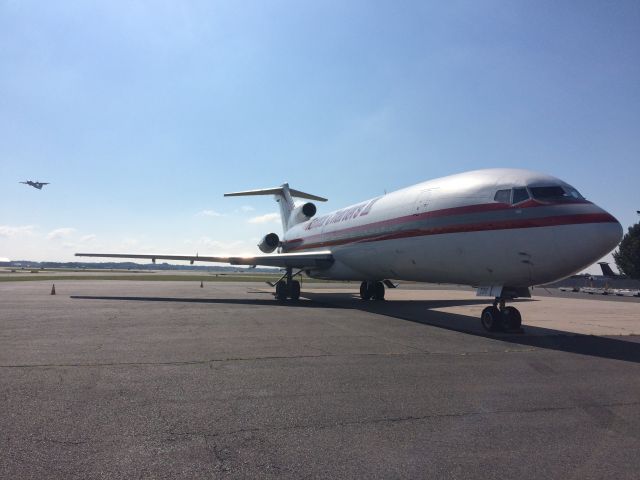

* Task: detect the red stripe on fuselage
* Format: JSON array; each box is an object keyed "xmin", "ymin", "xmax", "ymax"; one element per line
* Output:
[
  {"xmin": 283, "ymin": 204, "xmax": 615, "ymax": 252},
  {"xmin": 295, "ymin": 199, "xmax": 588, "ymax": 245}
]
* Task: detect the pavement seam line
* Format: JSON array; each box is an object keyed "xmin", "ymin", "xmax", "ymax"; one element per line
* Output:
[{"xmin": 0, "ymin": 348, "xmax": 539, "ymax": 369}]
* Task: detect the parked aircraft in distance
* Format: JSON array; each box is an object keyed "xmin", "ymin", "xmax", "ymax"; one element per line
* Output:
[
  {"xmin": 77, "ymin": 168, "xmax": 622, "ymax": 332},
  {"xmin": 598, "ymin": 262, "xmax": 626, "ymax": 279},
  {"xmin": 20, "ymin": 180, "xmax": 49, "ymax": 190}
]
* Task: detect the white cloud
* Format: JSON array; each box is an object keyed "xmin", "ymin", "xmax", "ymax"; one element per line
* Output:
[
  {"xmin": 240, "ymin": 205, "xmax": 255, "ymax": 212},
  {"xmin": 248, "ymin": 213, "xmax": 280, "ymax": 224},
  {"xmin": 80, "ymin": 234, "xmax": 97, "ymax": 243},
  {"xmin": 0, "ymin": 225, "xmax": 35, "ymax": 238},
  {"xmin": 186, "ymin": 237, "xmax": 245, "ymax": 250},
  {"xmin": 183, "ymin": 237, "xmax": 255, "ymax": 256},
  {"xmin": 46, "ymin": 228, "xmax": 76, "ymax": 240},
  {"xmin": 121, "ymin": 237, "xmax": 140, "ymax": 248},
  {"xmin": 197, "ymin": 209, "xmax": 223, "ymax": 217}
]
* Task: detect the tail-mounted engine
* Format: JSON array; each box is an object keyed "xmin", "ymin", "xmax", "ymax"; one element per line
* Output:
[
  {"xmin": 289, "ymin": 202, "xmax": 317, "ymax": 227},
  {"xmin": 257, "ymin": 232, "xmax": 280, "ymax": 253}
]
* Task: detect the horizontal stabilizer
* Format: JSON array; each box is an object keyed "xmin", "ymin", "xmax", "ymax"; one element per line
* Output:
[{"xmin": 224, "ymin": 186, "xmax": 327, "ymax": 202}]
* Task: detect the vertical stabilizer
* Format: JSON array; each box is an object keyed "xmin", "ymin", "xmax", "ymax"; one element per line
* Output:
[
  {"xmin": 224, "ymin": 184, "xmax": 327, "ymax": 232},
  {"xmin": 276, "ymin": 184, "xmax": 295, "ymax": 231},
  {"xmin": 598, "ymin": 262, "xmax": 617, "ymax": 278}
]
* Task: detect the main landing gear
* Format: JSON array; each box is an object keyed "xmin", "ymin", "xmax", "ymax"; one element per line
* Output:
[
  {"xmin": 480, "ymin": 298, "xmax": 522, "ymax": 333},
  {"xmin": 274, "ymin": 267, "xmax": 301, "ymax": 302},
  {"xmin": 360, "ymin": 281, "xmax": 385, "ymax": 301}
]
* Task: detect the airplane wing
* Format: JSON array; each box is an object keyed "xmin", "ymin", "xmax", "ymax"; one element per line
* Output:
[{"xmin": 75, "ymin": 251, "xmax": 333, "ymax": 269}]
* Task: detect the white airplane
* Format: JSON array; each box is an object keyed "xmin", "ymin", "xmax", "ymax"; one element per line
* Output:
[{"xmin": 77, "ymin": 168, "xmax": 622, "ymax": 332}]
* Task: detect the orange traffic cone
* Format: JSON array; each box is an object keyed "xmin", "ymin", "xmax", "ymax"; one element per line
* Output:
[{"xmin": 51, "ymin": 284, "xmax": 56, "ymax": 295}]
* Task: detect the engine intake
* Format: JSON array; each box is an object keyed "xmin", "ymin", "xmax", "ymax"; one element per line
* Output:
[
  {"xmin": 289, "ymin": 202, "xmax": 317, "ymax": 226},
  {"xmin": 301, "ymin": 202, "xmax": 316, "ymax": 217},
  {"xmin": 258, "ymin": 232, "xmax": 280, "ymax": 253}
]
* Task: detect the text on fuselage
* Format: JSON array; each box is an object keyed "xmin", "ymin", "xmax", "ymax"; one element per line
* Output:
[{"xmin": 305, "ymin": 197, "xmax": 380, "ymax": 231}]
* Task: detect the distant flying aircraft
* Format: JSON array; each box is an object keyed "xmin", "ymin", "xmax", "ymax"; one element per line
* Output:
[
  {"xmin": 20, "ymin": 180, "xmax": 49, "ymax": 190},
  {"xmin": 77, "ymin": 168, "xmax": 622, "ymax": 332}
]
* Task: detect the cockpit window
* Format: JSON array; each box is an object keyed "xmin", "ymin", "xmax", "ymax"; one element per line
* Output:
[
  {"xmin": 494, "ymin": 189, "xmax": 511, "ymax": 204},
  {"xmin": 564, "ymin": 187, "xmax": 584, "ymax": 199},
  {"xmin": 530, "ymin": 186, "xmax": 584, "ymax": 202},
  {"xmin": 494, "ymin": 188, "xmax": 530, "ymax": 205},
  {"xmin": 512, "ymin": 187, "xmax": 530, "ymax": 204}
]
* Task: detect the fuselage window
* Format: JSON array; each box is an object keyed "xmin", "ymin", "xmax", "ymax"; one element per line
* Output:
[
  {"xmin": 494, "ymin": 189, "xmax": 511, "ymax": 204},
  {"xmin": 512, "ymin": 187, "xmax": 530, "ymax": 204}
]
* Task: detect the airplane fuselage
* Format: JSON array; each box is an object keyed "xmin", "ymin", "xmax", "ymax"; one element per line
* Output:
[
  {"xmin": 20, "ymin": 181, "xmax": 48, "ymax": 190},
  {"xmin": 281, "ymin": 169, "xmax": 622, "ymax": 287},
  {"xmin": 74, "ymin": 168, "xmax": 624, "ymax": 331}
]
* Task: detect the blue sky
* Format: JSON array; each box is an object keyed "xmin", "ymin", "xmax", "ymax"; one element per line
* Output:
[{"xmin": 1, "ymin": 1, "xmax": 639, "ymax": 272}]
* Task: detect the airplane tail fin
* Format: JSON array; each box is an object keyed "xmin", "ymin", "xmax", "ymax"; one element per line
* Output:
[
  {"xmin": 598, "ymin": 262, "xmax": 617, "ymax": 278},
  {"xmin": 224, "ymin": 184, "xmax": 327, "ymax": 231}
]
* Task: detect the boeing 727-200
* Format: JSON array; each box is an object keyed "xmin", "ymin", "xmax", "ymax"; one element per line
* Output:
[{"xmin": 77, "ymin": 168, "xmax": 622, "ymax": 332}]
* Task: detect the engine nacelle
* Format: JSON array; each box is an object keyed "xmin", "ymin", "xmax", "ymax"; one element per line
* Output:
[
  {"xmin": 289, "ymin": 202, "xmax": 317, "ymax": 226},
  {"xmin": 257, "ymin": 232, "xmax": 280, "ymax": 253}
]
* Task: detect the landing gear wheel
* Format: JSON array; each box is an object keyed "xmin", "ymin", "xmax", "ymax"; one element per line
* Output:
[
  {"xmin": 481, "ymin": 306, "xmax": 502, "ymax": 332},
  {"xmin": 275, "ymin": 281, "xmax": 287, "ymax": 301},
  {"xmin": 372, "ymin": 281, "xmax": 385, "ymax": 301},
  {"xmin": 360, "ymin": 281, "xmax": 371, "ymax": 300},
  {"xmin": 290, "ymin": 280, "xmax": 301, "ymax": 301},
  {"xmin": 502, "ymin": 306, "xmax": 522, "ymax": 331}
]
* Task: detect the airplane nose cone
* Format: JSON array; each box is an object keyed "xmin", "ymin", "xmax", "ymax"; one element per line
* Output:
[
  {"xmin": 593, "ymin": 212, "xmax": 623, "ymax": 257},
  {"xmin": 544, "ymin": 209, "xmax": 624, "ymax": 285}
]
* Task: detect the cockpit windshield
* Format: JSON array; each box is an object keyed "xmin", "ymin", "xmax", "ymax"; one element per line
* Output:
[
  {"xmin": 494, "ymin": 184, "xmax": 584, "ymax": 205},
  {"xmin": 530, "ymin": 185, "xmax": 584, "ymax": 202},
  {"xmin": 493, "ymin": 187, "xmax": 530, "ymax": 205}
]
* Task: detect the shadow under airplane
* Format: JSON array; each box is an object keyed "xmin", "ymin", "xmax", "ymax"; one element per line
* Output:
[
  {"xmin": 70, "ymin": 295, "xmax": 339, "ymax": 309},
  {"xmin": 71, "ymin": 289, "xmax": 640, "ymax": 364}
]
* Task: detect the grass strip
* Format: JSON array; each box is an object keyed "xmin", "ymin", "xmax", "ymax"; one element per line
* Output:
[{"xmin": 0, "ymin": 274, "xmax": 334, "ymax": 283}]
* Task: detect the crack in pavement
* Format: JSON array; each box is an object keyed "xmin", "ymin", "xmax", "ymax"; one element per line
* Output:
[{"xmin": 18, "ymin": 400, "xmax": 640, "ymax": 447}]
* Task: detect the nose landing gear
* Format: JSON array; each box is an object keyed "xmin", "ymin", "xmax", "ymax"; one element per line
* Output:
[
  {"xmin": 359, "ymin": 281, "xmax": 385, "ymax": 301},
  {"xmin": 481, "ymin": 298, "xmax": 523, "ymax": 332}
]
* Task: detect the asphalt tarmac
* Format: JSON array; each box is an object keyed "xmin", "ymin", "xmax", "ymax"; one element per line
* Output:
[{"xmin": 2, "ymin": 281, "xmax": 640, "ymax": 479}]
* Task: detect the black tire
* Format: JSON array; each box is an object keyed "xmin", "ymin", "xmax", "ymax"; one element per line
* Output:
[
  {"xmin": 481, "ymin": 306, "xmax": 502, "ymax": 331},
  {"xmin": 360, "ymin": 281, "xmax": 371, "ymax": 300},
  {"xmin": 275, "ymin": 281, "xmax": 287, "ymax": 301},
  {"xmin": 290, "ymin": 280, "xmax": 301, "ymax": 300},
  {"xmin": 502, "ymin": 306, "xmax": 522, "ymax": 330},
  {"xmin": 372, "ymin": 281, "xmax": 385, "ymax": 300}
]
